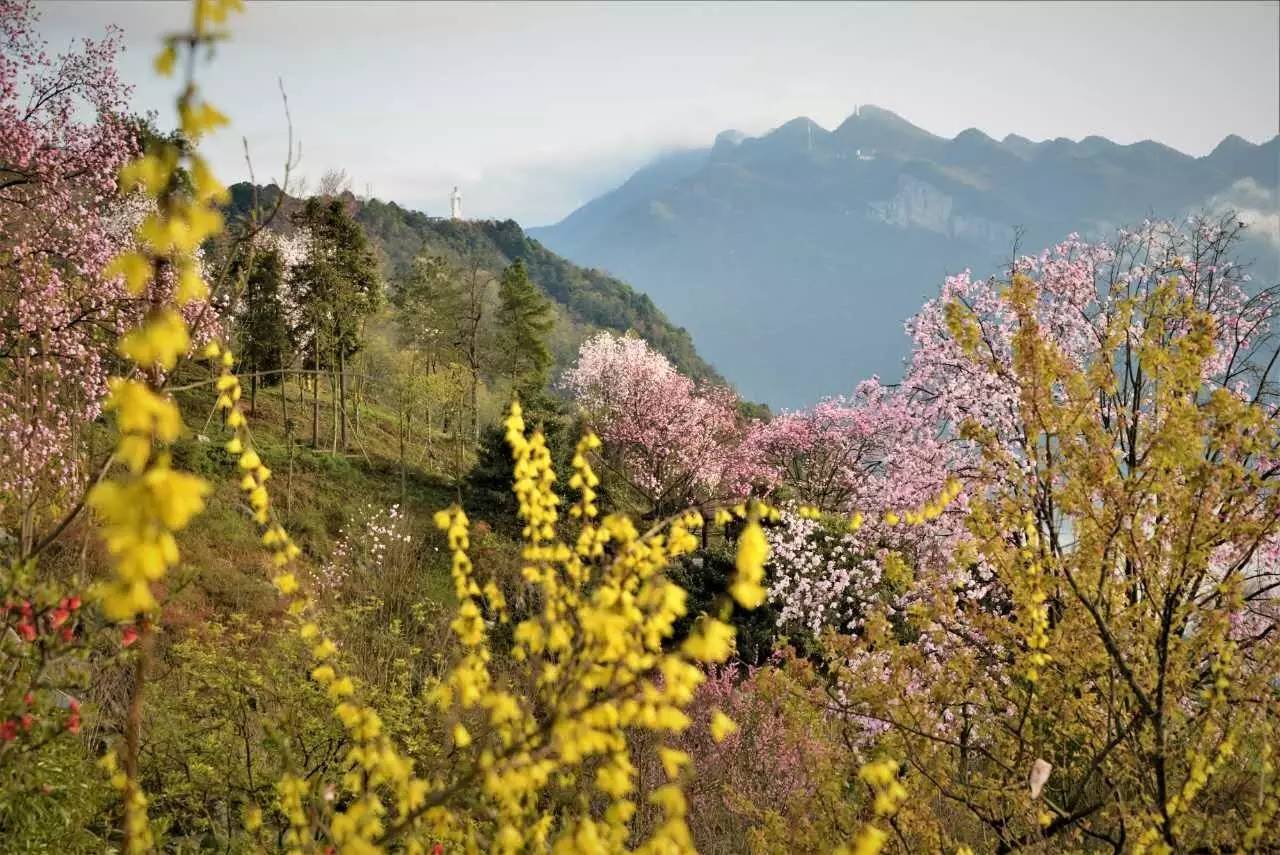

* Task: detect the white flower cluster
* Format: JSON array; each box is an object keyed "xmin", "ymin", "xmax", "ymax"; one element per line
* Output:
[
  {"xmin": 766, "ymin": 509, "xmax": 883, "ymax": 635},
  {"xmin": 314, "ymin": 502, "xmax": 413, "ymax": 597}
]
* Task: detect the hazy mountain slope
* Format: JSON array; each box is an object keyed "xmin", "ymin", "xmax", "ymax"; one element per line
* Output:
[
  {"xmin": 531, "ymin": 107, "xmax": 1280, "ymax": 407},
  {"xmin": 225, "ymin": 183, "xmax": 721, "ymax": 383}
]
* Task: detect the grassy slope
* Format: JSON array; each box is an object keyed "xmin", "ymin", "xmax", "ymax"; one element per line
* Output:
[{"xmin": 162, "ymin": 367, "xmax": 462, "ymax": 629}]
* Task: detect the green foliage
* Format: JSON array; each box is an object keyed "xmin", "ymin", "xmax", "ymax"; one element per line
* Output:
[
  {"xmin": 141, "ymin": 616, "xmax": 346, "ymax": 850},
  {"xmin": 464, "ymin": 404, "xmax": 574, "ymax": 534},
  {"xmin": 289, "ymin": 197, "xmax": 383, "ymax": 365},
  {"xmin": 495, "ymin": 260, "xmax": 554, "ymax": 397},
  {"xmin": 234, "ymin": 245, "xmax": 291, "ymax": 395},
  {"xmin": 224, "ymin": 185, "xmax": 721, "ymax": 382},
  {"xmin": 393, "ymin": 254, "xmax": 463, "ymax": 365},
  {"xmin": 670, "ymin": 544, "xmax": 782, "ymax": 666},
  {"xmin": 0, "ymin": 736, "xmax": 110, "ymax": 855}
]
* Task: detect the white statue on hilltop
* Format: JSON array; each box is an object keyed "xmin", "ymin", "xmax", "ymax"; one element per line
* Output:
[{"xmin": 450, "ymin": 186, "xmax": 462, "ymax": 220}]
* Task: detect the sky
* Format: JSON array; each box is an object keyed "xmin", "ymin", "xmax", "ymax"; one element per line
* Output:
[{"xmin": 35, "ymin": 1, "xmax": 1280, "ymax": 226}]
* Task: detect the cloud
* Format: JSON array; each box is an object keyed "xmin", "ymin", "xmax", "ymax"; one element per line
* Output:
[
  {"xmin": 365, "ymin": 145, "xmax": 677, "ymax": 227},
  {"xmin": 1205, "ymin": 179, "xmax": 1280, "ymax": 248}
]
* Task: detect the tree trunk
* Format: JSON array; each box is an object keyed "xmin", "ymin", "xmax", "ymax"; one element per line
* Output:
[
  {"xmin": 330, "ymin": 363, "xmax": 339, "ymax": 455},
  {"xmin": 279, "ymin": 373, "xmax": 293, "ymax": 516},
  {"xmin": 250, "ymin": 372, "xmax": 258, "ymax": 413},
  {"xmin": 470, "ymin": 367, "xmax": 479, "ymax": 444},
  {"xmin": 280, "ymin": 367, "xmax": 290, "ymax": 434},
  {"xmin": 339, "ymin": 348, "xmax": 349, "ymax": 452},
  {"xmin": 311, "ymin": 356, "xmax": 319, "ymax": 449}
]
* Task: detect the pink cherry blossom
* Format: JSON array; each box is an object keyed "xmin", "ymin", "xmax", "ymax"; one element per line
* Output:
[{"xmin": 562, "ymin": 332, "xmax": 745, "ymax": 515}]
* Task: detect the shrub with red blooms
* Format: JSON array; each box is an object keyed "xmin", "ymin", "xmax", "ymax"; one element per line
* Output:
[{"xmin": 1, "ymin": 570, "xmax": 87, "ymax": 742}]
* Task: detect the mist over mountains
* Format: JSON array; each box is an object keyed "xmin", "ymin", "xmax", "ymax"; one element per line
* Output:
[{"xmin": 531, "ymin": 106, "xmax": 1280, "ymax": 407}]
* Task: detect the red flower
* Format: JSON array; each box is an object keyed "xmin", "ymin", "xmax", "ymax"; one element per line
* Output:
[
  {"xmin": 19, "ymin": 714, "xmax": 33, "ymax": 732},
  {"xmin": 66, "ymin": 595, "xmax": 82, "ymax": 611},
  {"xmin": 23, "ymin": 692, "xmax": 34, "ymax": 706},
  {"xmin": 60, "ymin": 626, "xmax": 75, "ymax": 643},
  {"xmin": 50, "ymin": 606, "xmax": 69, "ymax": 628},
  {"xmin": 0, "ymin": 721, "xmax": 16, "ymax": 742},
  {"xmin": 16, "ymin": 621, "xmax": 36, "ymax": 642},
  {"xmin": 121, "ymin": 626, "xmax": 139, "ymax": 647},
  {"xmin": 432, "ymin": 844, "xmax": 444, "ymax": 855}
]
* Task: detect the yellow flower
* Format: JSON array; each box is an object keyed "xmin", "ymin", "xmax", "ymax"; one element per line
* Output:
[
  {"xmin": 105, "ymin": 251, "xmax": 153, "ymax": 295},
  {"xmin": 311, "ymin": 638, "xmax": 337, "ymax": 660},
  {"xmin": 118, "ymin": 308, "xmax": 190, "ymax": 370},
  {"xmin": 153, "ymin": 43, "xmax": 177, "ymax": 76},
  {"xmin": 849, "ymin": 825, "xmax": 888, "ymax": 855},
  {"xmin": 659, "ymin": 747, "xmax": 691, "ymax": 780},
  {"xmin": 272, "ymin": 573, "xmax": 299, "ymax": 595},
  {"xmin": 709, "ymin": 711, "xmax": 737, "ymax": 742},
  {"xmin": 730, "ymin": 518, "xmax": 768, "ymax": 609},
  {"xmin": 681, "ymin": 617, "xmax": 735, "ymax": 663},
  {"xmin": 175, "ymin": 264, "xmax": 208, "ymax": 304}
]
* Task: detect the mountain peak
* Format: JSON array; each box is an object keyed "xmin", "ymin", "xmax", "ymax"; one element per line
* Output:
[
  {"xmin": 855, "ymin": 104, "xmax": 908, "ymax": 123},
  {"xmin": 756, "ymin": 116, "xmax": 832, "ymax": 151},
  {"xmin": 1209, "ymin": 133, "xmax": 1254, "ymax": 157},
  {"xmin": 839, "ymin": 104, "xmax": 933, "ymax": 135},
  {"xmin": 834, "ymin": 105, "xmax": 942, "ymax": 160},
  {"xmin": 714, "ymin": 129, "xmax": 746, "ymax": 147},
  {"xmin": 954, "ymin": 127, "xmax": 995, "ymax": 144},
  {"xmin": 777, "ymin": 116, "xmax": 826, "ymax": 132}
]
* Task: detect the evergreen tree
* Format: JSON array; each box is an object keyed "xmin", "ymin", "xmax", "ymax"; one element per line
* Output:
[
  {"xmin": 290, "ymin": 197, "xmax": 382, "ymax": 451},
  {"xmin": 235, "ymin": 244, "xmax": 290, "ymax": 411},
  {"xmin": 495, "ymin": 260, "xmax": 553, "ymax": 400}
]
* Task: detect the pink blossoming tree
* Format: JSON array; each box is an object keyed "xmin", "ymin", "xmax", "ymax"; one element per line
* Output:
[
  {"xmin": 1, "ymin": 2, "xmax": 217, "ymax": 554},
  {"xmin": 0, "ymin": 0, "xmax": 137, "ymax": 549},
  {"xmin": 562, "ymin": 331, "xmax": 744, "ymax": 517}
]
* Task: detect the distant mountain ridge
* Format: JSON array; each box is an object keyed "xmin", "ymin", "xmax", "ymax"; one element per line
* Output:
[{"xmin": 531, "ymin": 106, "xmax": 1280, "ymax": 407}]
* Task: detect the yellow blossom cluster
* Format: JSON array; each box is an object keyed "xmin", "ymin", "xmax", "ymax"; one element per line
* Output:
[
  {"xmin": 1244, "ymin": 744, "xmax": 1279, "ymax": 851},
  {"xmin": 836, "ymin": 758, "xmax": 908, "ymax": 855},
  {"xmin": 88, "ymin": 2, "xmax": 245, "ymax": 850},
  {"xmin": 1016, "ymin": 512, "xmax": 1051, "ymax": 683},
  {"xmin": 203, "ymin": 339, "xmax": 303, "ymax": 589},
  {"xmin": 882, "ymin": 477, "xmax": 962, "ymax": 527},
  {"xmin": 95, "ymin": 243, "xmax": 216, "ymax": 627},
  {"xmin": 232, "ymin": 400, "xmax": 772, "ymax": 852},
  {"xmin": 99, "ymin": 752, "xmax": 153, "ymax": 852}
]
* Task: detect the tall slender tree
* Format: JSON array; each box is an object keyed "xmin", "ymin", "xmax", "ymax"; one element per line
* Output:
[
  {"xmin": 495, "ymin": 260, "xmax": 554, "ymax": 401},
  {"xmin": 234, "ymin": 244, "xmax": 291, "ymax": 411}
]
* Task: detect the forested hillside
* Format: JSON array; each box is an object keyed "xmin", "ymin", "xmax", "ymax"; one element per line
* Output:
[{"xmin": 226, "ymin": 183, "xmax": 718, "ymax": 383}]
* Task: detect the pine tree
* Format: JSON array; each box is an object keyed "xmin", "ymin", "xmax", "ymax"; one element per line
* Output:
[{"xmin": 495, "ymin": 260, "xmax": 553, "ymax": 401}]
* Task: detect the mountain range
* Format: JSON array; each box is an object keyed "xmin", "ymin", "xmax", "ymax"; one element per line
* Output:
[{"xmin": 530, "ymin": 106, "xmax": 1280, "ymax": 407}]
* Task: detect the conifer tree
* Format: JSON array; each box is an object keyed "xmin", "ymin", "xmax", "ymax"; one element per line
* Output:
[{"xmin": 495, "ymin": 259, "xmax": 554, "ymax": 401}]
